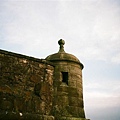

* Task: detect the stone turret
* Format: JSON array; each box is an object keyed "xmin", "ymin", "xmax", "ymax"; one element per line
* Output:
[{"xmin": 46, "ymin": 39, "xmax": 89, "ymax": 120}]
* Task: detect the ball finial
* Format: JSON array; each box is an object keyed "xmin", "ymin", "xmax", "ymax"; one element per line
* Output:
[
  {"xmin": 58, "ymin": 39, "xmax": 65, "ymax": 53},
  {"xmin": 58, "ymin": 39, "xmax": 65, "ymax": 46}
]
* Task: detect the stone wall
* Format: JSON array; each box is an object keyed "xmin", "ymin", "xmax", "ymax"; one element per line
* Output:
[
  {"xmin": 0, "ymin": 49, "xmax": 89, "ymax": 120},
  {"xmin": 0, "ymin": 49, "xmax": 54, "ymax": 120}
]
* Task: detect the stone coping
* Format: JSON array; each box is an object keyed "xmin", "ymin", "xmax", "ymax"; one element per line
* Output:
[
  {"xmin": 0, "ymin": 49, "xmax": 54, "ymax": 66},
  {"xmin": 55, "ymin": 117, "xmax": 90, "ymax": 120}
]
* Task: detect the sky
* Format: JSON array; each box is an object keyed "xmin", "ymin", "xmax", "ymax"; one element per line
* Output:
[{"xmin": 0, "ymin": 0, "xmax": 120, "ymax": 120}]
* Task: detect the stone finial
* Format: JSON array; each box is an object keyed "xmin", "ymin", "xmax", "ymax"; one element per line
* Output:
[{"xmin": 58, "ymin": 39, "xmax": 65, "ymax": 53}]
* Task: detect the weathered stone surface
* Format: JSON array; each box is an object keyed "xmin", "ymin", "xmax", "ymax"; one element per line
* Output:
[
  {"xmin": 0, "ymin": 112, "xmax": 55, "ymax": 120},
  {"xmin": 55, "ymin": 116, "xmax": 89, "ymax": 120},
  {"xmin": 0, "ymin": 49, "xmax": 54, "ymax": 119},
  {"xmin": 0, "ymin": 39, "xmax": 89, "ymax": 120}
]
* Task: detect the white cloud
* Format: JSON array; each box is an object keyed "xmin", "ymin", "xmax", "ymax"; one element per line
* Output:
[
  {"xmin": 84, "ymin": 79, "xmax": 120, "ymax": 119},
  {"xmin": 0, "ymin": 1, "xmax": 60, "ymax": 56},
  {"xmin": 83, "ymin": 76, "xmax": 120, "ymax": 111},
  {"xmin": 1, "ymin": 0, "xmax": 120, "ymax": 63},
  {"xmin": 84, "ymin": 77, "xmax": 120, "ymax": 95},
  {"xmin": 111, "ymin": 53, "xmax": 120, "ymax": 64},
  {"xmin": 55, "ymin": 0, "xmax": 120, "ymax": 63}
]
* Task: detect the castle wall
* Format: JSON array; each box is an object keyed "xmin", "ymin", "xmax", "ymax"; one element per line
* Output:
[
  {"xmin": 0, "ymin": 49, "xmax": 89, "ymax": 120},
  {"xmin": 0, "ymin": 49, "xmax": 54, "ymax": 120}
]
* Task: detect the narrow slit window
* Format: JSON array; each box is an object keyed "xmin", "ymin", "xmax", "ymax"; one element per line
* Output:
[{"xmin": 62, "ymin": 72, "xmax": 68, "ymax": 85}]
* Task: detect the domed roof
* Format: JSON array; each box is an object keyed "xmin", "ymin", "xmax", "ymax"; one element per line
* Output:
[{"xmin": 45, "ymin": 39, "xmax": 83, "ymax": 69}]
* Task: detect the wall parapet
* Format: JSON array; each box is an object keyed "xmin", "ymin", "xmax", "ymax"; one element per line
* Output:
[{"xmin": 0, "ymin": 49, "xmax": 54, "ymax": 66}]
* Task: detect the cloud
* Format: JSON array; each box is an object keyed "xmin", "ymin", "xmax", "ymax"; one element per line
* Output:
[
  {"xmin": 84, "ymin": 78, "xmax": 120, "ymax": 97},
  {"xmin": 83, "ymin": 73, "xmax": 120, "ymax": 119},
  {"xmin": 111, "ymin": 53, "xmax": 120, "ymax": 64},
  {"xmin": 0, "ymin": 1, "xmax": 60, "ymax": 57},
  {"xmin": 0, "ymin": 0, "xmax": 120, "ymax": 63},
  {"xmin": 84, "ymin": 80, "xmax": 120, "ymax": 120}
]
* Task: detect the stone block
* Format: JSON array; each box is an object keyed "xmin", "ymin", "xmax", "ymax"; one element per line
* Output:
[
  {"xmin": 30, "ymin": 75, "xmax": 42, "ymax": 83},
  {"xmin": 77, "ymin": 98, "xmax": 84, "ymax": 108},
  {"xmin": 57, "ymin": 86, "xmax": 68, "ymax": 92},
  {"xmin": 69, "ymin": 80, "xmax": 77, "ymax": 88},
  {"xmin": 66, "ymin": 106, "xmax": 85, "ymax": 118},
  {"xmin": 14, "ymin": 97, "xmax": 26, "ymax": 112},
  {"xmin": 76, "ymin": 81, "xmax": 82, "ymax": 89},
  {"xmin": 69, "ymin": 97, "xmax": 78, "ymax": 106},
  {"xmin": 68, "ymin": 87, "xmax": 79, "ymax": 97}
]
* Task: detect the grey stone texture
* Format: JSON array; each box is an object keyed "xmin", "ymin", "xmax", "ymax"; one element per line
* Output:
[{"xmin": 0, "ymin": 39, "xmax": 89, "ymax": 120}]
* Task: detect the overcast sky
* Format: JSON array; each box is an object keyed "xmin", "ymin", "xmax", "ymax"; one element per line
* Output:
[{"xmin": 0, "ymin": 0, "xmax": 120, "ymax": 120}]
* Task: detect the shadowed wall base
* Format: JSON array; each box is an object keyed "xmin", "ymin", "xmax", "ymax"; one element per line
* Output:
[{"xmin": 0, "ymin": 112, "xmax": 90, "ymax": 120}]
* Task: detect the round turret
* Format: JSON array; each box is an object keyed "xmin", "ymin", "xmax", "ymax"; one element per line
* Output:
[
  {"xmin": 45, "ymin": 39, "xmax": 86, "ymax": 118},
  {"xmin": 46, "ymin": 39, "xmax": 84, "ymax": 69}
]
